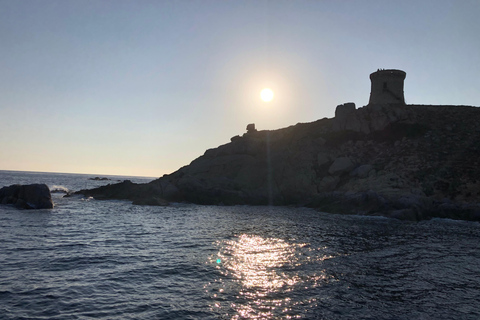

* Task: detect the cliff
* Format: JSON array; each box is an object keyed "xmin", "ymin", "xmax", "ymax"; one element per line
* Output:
[{"xmin": 79, "ymin": 103, "xmax": 480, "ymax": 221}]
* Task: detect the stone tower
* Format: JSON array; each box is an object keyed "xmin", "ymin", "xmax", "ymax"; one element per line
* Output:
[{"xmin": 368, "ymin": 69, "xmax": 406, "ymax": 105}]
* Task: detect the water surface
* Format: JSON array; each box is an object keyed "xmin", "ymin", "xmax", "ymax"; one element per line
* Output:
[{"xmin": 1, "ymin": 171, "xmax": 479, "ymax": 319}]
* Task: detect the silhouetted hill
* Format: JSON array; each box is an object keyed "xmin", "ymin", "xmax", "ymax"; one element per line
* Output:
[{"xmin": 79, "ymin": 103, "xmax": 480, "ymax": 221}]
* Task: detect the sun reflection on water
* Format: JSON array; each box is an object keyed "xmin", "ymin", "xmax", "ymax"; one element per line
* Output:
[{"xmin": 206, "ymin": 234, "xmax": 332, "ymax": 319}]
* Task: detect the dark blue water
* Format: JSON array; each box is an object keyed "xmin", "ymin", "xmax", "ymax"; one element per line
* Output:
[{"xmin": 1, "ymin": 171, "xmax": 479, "ymax": 319}]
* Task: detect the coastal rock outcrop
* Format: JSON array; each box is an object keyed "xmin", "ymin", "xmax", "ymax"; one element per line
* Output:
[
  {"xmin": 0, "ymin": 184, "xmax": 54, "ymax": 209},
  {"xmin": 78, "ymin": 104, "xmax": 480, "ymax": 221}
]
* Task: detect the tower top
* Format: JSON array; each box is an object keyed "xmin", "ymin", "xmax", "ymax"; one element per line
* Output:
[
  {"xmin": 368, "ymin": 69, "xmax": 406, "ymax": 105},
  {"xmin": 370, "ymin": 69, "xmax": 406, "ymax": 80}
]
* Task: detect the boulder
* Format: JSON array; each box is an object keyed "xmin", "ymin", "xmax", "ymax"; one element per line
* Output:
[
  {"xmin": 317, "ymin": 152, "xmax": 331, "ymax": 167},
  {"xmin": 328, "ymin": 157, "xmax": 355, "ymax": 175},
  {"xmin": 317, "ymin": 176, "xmax": 340, "ymax": 191},
  {"xmin": 246, "ymin": 123, "xmax": 257, "ymax": 133},
  {"xmin": 0, "ymin": 184, "xmax": 53, "ymax": 209},
  {"xmin": 350, "ymin": 164, "xmax": 374, "ymax": 178}
]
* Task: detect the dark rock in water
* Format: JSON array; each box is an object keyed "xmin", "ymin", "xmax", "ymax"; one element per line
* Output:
[
  {"xmin": 89, "ymin": 177, "xmax": 110, "ymax": 181},
  {"xmin": 76, "ymin": 180, "xmax": 171, "ymax": 206},
  {"xmin": 0, "ymin": 184, "xmax": 54, "ymax": 209},
  {"xmin": 78, "ymin": 180, "xmax": 138, "ymax": 200}
]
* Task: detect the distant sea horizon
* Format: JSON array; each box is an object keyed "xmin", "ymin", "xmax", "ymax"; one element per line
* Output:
[{"xmin": 0, "ymin": 169, "xmax": 158, "ymax": 181}]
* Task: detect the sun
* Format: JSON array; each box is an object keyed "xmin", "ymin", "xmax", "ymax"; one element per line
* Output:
[{"xmin": 260, "ymin": 88, "xmax": 274, "ymax": 102}]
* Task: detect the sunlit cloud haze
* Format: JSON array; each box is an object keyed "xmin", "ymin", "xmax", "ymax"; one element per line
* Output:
[{"xmin": 1, "ymin": 0, "xmax": 479, "ymax": 177}]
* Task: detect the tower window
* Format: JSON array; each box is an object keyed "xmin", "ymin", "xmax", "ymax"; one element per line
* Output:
[{"xmin": 383, "ymin": 82, "xmax": 387, "ymax": 90}]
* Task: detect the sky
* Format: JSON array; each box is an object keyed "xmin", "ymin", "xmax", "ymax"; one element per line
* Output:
[{"xmin": 1, "ymin": 0, "xmax": 479, "ymax": 177}]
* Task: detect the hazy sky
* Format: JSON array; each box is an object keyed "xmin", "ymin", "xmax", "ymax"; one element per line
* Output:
[{"xmin": 1, "ymin": 0, "xmax": 479, "ymax": 177}]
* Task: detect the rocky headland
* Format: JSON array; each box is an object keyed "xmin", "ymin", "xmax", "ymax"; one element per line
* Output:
[{"xmin": 78, "ymin": 103, "xmax": 480, "ymax": 221}]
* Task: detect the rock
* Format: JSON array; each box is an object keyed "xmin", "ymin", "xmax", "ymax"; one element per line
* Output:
[
  {"xmin": 77, "ymin": 180, "xmax": 146, "ymax": 201},
  {"xmin": 328, "ymin": 157, "xmax": 355, "ymax": 175},
  {"xmin": 316, "ymin": 137, "xmax": 327, "ymax": 146},
  {"xmin": 15, "ymin": 198, "xmax": 30, "ymax": 209},
  {"xmin": 0, "ymin": 184, "xmax": 53, "ymax": 209},
  {"xmin": 395, "ymin": 195, "xmax": 432, "ymax": 211},
  {"xmin": 466, "ymin": 207, "xmax": 480, "ymax": 221},
  {"xmin": 246, "ymin": 123, "xmax": 257, "ymax": 133},
  {"xmin": 350, "ymin": 164, "xmax": 374, "ymax": 178},
  {"xmin": 317, "ymin": 176, "xmax": 340, "ymax": 191},
  {"xmin": 152, "ymin": 180, "xmax": 180, "ymax": 200},
  {"xmin": 389, "ymin": 209, "xmax": 417, "ymax": 221},
  {"xmin": 230, "ymin": 135, "xmax": 241, "ymax": 142},
  {"xmin": 18, "ymin": 184, "xmax": 54, "ymax": 209},
  {"xmin": 75, "ymin": 102, "xmax": 480, "ymax": 222},
  {"xmin": 76, "ymin": 179, "xmax": 175, "ymax": 206},
  {"xmin": 434, "ymin": 202, "xmax": 480, "ymax": 221},
  {"xmin": 317, "ymin": 152, "xmax": 331, "ymax": 166},
  {"xmin": 335, "ymin": 102, "xmax": 356, "ymax": 118},
  {"xmin": 308, "ymin": 191, "xmax": 388, "ymax": 216},
  {"xmin": 346, "ymin": 191, "xmax": 388, "ymax": 214},
  {"xmin": 437, "ymin": 202, "xmax": 460, "ymax": 219},
  {"xmin": 0, "ymin": 185, "xmax": 17, "ymax": 203}
]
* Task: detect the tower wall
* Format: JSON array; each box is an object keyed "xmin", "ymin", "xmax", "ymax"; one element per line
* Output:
[{"xmin": 368, "ymin": 69, "xmax": 406, "ymax": 105}]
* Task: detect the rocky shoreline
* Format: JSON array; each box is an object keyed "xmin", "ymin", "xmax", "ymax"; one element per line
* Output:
[{"xmin": 77, "ymin": 103, "xmax": 480, "ymax": 222}]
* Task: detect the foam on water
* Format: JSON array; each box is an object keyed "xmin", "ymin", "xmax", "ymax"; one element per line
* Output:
[{"xmin": 50, "ymin": 185, "xmax": 71, "ymax": 194}]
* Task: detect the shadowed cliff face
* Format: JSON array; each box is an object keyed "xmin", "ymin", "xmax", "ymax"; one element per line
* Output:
[{"xmin": 79, "ymin": 104, "xmax": 480, "ymax": 221}]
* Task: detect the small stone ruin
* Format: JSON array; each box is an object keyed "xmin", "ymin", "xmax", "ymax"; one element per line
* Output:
[{"xmin": 246, "ymin": 123, "xmax": 257, "ymax": 133}]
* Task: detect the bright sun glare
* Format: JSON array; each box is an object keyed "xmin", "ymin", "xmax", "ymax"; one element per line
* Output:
[{"xmin": 260, "ymin": 88, "xmax": 274, "ymax": 102}]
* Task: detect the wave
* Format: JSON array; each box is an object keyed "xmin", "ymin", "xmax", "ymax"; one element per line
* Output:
[{"xmin": 50, "ymin": 185, "xmax": 71, "ymax": 194}]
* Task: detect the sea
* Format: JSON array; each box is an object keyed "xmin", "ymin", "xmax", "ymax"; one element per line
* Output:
[{"xmin": 0, "ymin": 170, "xmax": 479, "ymax": 320}]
